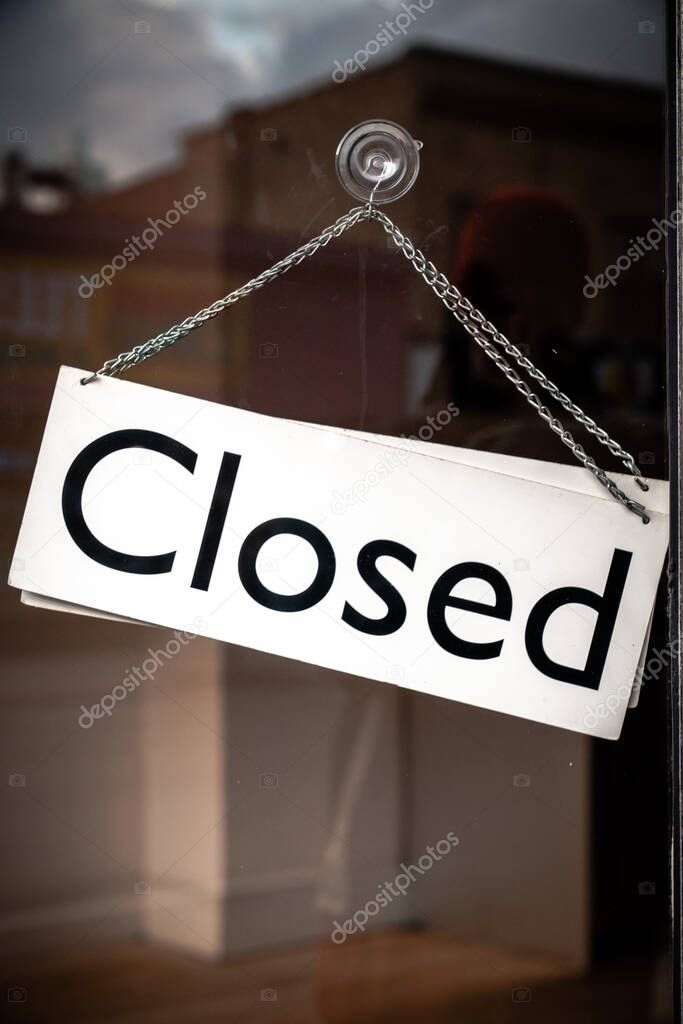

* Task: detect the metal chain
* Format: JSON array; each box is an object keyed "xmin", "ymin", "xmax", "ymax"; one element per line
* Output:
[
  {"xmin": 82, "ymin": 203, "xmax": 650, "ymax": 523},
  {"xmin": 81, "ymin": 206, "xmax": 371, "ymax": 383},
  {"xmin": 370, "ymin": 209, "xmax": 647, "ymax": 488},
  {"xmin": 366, "ymin": 207, "xmax": 649, "ymax": 522}
]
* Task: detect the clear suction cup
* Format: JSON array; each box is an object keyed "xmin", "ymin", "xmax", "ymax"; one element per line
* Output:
[{"xmin": 335, "ymin": 120, "xmax": 421, "ymax": 205}]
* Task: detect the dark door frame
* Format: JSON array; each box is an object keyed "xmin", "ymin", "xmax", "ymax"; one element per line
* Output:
[{"xmin": 667, "ymin": 2, "xmax": 681, "ymax": 1021}]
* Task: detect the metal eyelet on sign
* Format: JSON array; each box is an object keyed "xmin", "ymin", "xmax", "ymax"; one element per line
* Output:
[{"xmin": 335, "ymin": 120, "xmax": 422, "ymax": 205}]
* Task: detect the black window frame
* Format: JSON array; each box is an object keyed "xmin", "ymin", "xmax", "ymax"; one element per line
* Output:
[{"xmin": 666, "ymin": 3, "xmax": 681, "ymax": 1021}]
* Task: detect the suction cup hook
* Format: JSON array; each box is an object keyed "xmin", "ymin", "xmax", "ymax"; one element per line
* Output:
[{"xmin": 335, "ymin": 120, "xmax": 422, "ymax": 205}]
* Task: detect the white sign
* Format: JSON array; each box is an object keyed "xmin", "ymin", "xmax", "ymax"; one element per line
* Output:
[{"xmin": 9, "ymin": 367, "xmax": 669, "ymax": 739}]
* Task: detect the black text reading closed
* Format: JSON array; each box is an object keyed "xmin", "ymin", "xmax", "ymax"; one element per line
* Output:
[{"xmin": 61, "ymin": 430, "xmax": 633, "ymax": 691}]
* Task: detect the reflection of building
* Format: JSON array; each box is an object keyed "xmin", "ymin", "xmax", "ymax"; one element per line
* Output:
[
  {"xmin": 1, "ymin": 46, "xmax": 664, "ymax": 433},
  {"xmin": 222, "ymin": 45, "xmax": 664, "ymax": 345},
  {"xmin": 0, "ymin": 45, "xmax": 668, "ymax": 1013}
]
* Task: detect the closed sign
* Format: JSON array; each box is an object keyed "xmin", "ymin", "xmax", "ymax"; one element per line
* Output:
[{"xmin": 9, "ymin": 367, "xmax": 669, "ymax": 738}]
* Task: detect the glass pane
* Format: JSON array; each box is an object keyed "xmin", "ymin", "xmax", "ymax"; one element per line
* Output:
[{"xmin": 0, "ymin": 1, "xmax": 672, "ymax": 1021}]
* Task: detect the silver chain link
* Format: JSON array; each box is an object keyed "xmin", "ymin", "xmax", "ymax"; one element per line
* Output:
[
  {"xmin": 82, "ymin": 203, "xmax": 650, "ymax": 523},
  {"xmin": 81, "ymin": 206, "xmax": 369, "ymax": 384},
  {"xmin": 366, "ymin": 207, "xmax": 649, "ymax": 522}
]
